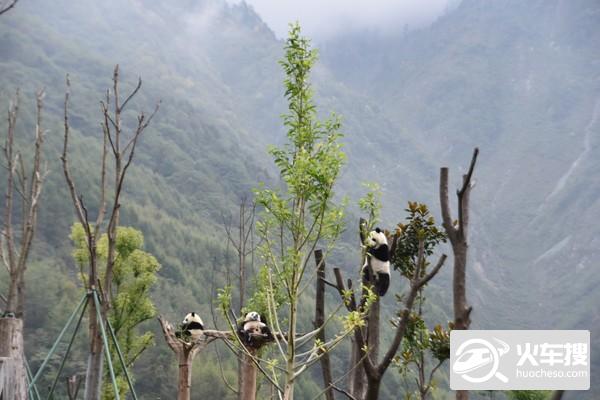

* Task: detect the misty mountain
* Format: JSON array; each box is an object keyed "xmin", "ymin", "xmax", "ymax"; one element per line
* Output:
[
  {"xmin": 1, "ymin": 0, "xmax": 598, "ymax": 398},
  {"xmin": 322, "ymin": 1, "xmax": 600, "ymax": 396}
]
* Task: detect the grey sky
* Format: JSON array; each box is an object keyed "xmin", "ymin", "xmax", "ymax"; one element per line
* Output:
[{"xmin": 232, "ymin": 0, "xmax": 458, "ymax": 39}]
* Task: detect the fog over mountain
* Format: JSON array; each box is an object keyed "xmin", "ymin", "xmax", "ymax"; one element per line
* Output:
[
  {"xmin": 1, "ymin": 0, "xmax": 598, "ymax": 398},
  {"xmin": 231, "ymin": 0, "xmax": 460, "ymax": 39}
]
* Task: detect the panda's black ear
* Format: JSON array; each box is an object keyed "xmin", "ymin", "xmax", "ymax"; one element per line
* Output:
[
  {"xmin": 191, "ymin": 312, "xmax": 195, "ymax": 316},
  {"xmin": 375, "ymin": 227, "xmax": 381, "ymax": 233}
]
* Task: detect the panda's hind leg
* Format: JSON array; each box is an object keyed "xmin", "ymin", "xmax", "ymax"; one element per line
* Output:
[{"xmin": 377, "ymin": 273, "xmax": 390, "ymax": 296}]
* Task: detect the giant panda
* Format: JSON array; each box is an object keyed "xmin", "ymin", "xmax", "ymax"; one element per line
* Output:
[
  {"xmin": 362, "ymin": 227, "xmax": 391, "ymax": 296},
  {"xmin": 238, "ymin": 311, "xmax": 272, "ymax": 345},
  {"xmin": 180, "ymin": 312, "xmax": 204, "ymax": 340}
]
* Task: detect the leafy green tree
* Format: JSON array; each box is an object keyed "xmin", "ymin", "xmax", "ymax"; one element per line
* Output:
[
  {"xmin": 71, "ymin": 224, "xmax": 160, "ymax": 400},
  {"xmin": 221, "ymin": 23, "xmax": 357, "ymax": 400}
]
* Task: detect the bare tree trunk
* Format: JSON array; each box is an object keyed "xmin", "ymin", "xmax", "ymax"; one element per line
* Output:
[
  {"xmin": 314, "ymin": 250, "xmax": 335, "ymax": 400},
  {"xmin": 348, "ymin": 336, "xmax": 366, "ymax": 398},
  {"xmin": 439, "ymin": 148, "xmax": 479, "ymax": 400},
  {"xmin": 364, "ymin": 374, "xmax": 382, "ymax": 400},
  {"xmin": 0, "ymin": 90, "xmax": 46, "ymax": 400},
  {"xmin": 239, "ymin": 349, "xmax": 258, "ymax": 400},
  {"xmin": 367, "ymin": 299, "xmax": 380, "ymax": 363},
  {"xmin": 223, "ymin": 199, "xmax": 257, "ymax": 400},
  {"xmin": 0, "ymin": 317, "xmax": 26, "ymax": 399},
  {"xmin": 177, "ymin": 347, "xmax": 196, "ymax": 400},
  {"xmin": 83, "ymin": 334, "xmax": 104, "ymax": 400}
]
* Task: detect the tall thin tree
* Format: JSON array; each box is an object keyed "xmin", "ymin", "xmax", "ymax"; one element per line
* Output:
[
  {"xmin": 0, "ymin": 90, "xmax": 47, "ymax": 400},
  {"xmin": 439, "ymin": 148, "xmax": 479, "ymax": 400},
  {"xmin": 62, "ymin": 66, "xmax": 158, "ymax": 400},
  {"xmin": 222, "ymin": 198, "xmax": 260, "ymax": 400},
  {"xmin": 229, "ymin": 23, "xmax": 355, "ymax": 400}
]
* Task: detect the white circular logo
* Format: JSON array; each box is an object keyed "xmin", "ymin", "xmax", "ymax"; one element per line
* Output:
[{"xmin": 453, "ymin": 338, "xmax": 509, "ymax": 383}]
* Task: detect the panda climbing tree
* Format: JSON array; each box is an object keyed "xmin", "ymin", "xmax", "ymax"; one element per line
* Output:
[
  {"xmin": 340, "ymin": 195, "xmax": 451, "ymax": 400},
  {"xmin": 362, "ymin": 227, "xmax": 392, "ymax": 296}
]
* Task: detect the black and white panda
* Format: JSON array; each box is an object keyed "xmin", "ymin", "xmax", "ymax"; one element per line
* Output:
[
  {"xmin": 238, "ymin": 311, "xmax": 272, "ymax": 345},
  {"xmin": 362, "ymin": 227, "xmax": 391, "ymax": 296},
  {"xmin": 180, "ymin": 312, "xmax": 204, "ymax": 339}
]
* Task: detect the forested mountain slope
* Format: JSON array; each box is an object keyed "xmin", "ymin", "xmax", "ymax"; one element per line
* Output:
[
  {"xmin": 1, "ymin": 0, "xmax": 598, "ymax": 398},
  {"xmin": 0, "ymin": 0, "xmax": 430, "ymax": 397},
  {"xmin": 322, "ymin": 1, "xmax": 600, "ymax": 396}
]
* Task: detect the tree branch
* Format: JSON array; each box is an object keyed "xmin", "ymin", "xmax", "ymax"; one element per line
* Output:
[
  {"xmin": 0, "ymin": 0, "xmax": 18, "ymax": 16},
  {"xmin": 457, "ymin": 148, "xmax": 478, "ymax": 239},
  {"xmin": 61, "ymin": 76, "xmax": 90, "ymax": 233},
  {"xmin": 439, "ymin": 167, "xmax": 456, "ymax": 241}
]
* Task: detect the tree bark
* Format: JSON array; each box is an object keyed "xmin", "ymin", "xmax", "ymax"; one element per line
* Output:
[
  {"xmin": 439, "ymin": 148, "xmax": 478, "ymax": 400},
  {"xmin": 348, "ymin": 336, "xmax": 366, "ymax": 399},
  {"xmin": 177, "ymin": 347, "xmax": 197, "ymax": 400},
  {"xmin": 367, "ymin": 298, "xmax": 380, "ymax": 364},
  {"xmin": 314, "ymin": 249, "xmax": 335, "ymax": 400},
  {"xmin": 239, "ymin": 349, "xmax": 258, "ymax": 400},
  {"xmin": 364, "ymin": 374, "xmax": 382, "ymax": 400},
  {"xmin": 83, "ymin": 324, "xmax": 104, "ymax": 400},
  {"xmin": 0, "ymin": 317, "xmax": 26, "ymax": 400},
  {"xmin": 0, "ymin": 91, "xmax": 46, "ymax": 400}
]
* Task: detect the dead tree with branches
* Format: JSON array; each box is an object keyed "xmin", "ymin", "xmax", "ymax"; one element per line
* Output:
[
  {"xmin": 222, "ymin": 198, "xmax": 261, "ymax": 400},
  {"xmin": 0, "ymin": 90, "xmax": 47, "ymax": 400},
  {"xmin": 439, "ymin": 147, "xmax": 479, "ymax": 400},
  {"xmin": 61, "ymin": 66, "xmax": 159, "ymax": 400}
]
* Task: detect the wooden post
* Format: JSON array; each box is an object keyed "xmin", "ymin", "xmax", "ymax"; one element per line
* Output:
[{"xmin": 0, "ymin": 317, "xmax": 26, "ymax": 399}]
